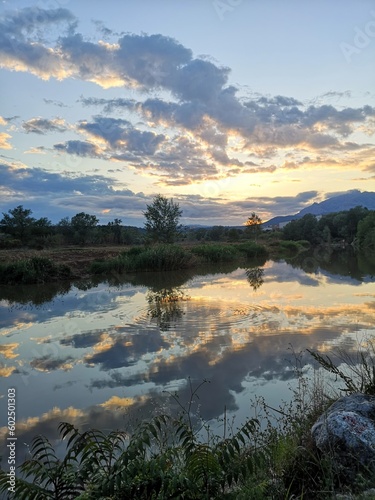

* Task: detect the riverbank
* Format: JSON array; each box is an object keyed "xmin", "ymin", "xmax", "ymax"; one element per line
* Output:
[
  {"xmin": 0, "ymin": 239, "xmax": 309, "ymax": 284},
  {"xmin": 0, "ymin": 246, "xmax": 128, "ymax": 279}
]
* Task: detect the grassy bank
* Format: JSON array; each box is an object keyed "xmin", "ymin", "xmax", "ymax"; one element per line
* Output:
[
  {"xmin": 90, "ymin": 241, "xmax": 270, "ymax": 276},
  {"xmin": 0, "ymin": 239, "xmax": 307, "ymax": 285}
]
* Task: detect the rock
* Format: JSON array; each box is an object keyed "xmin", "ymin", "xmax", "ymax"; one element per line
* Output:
[{"xmin": 311, "ymin": 393, "xmax": 375, "ymax": 471}]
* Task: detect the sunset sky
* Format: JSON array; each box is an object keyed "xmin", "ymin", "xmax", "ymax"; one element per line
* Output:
[{"xmin": 0, "ymin": 0, "xmax": 374, "ymax": 226}]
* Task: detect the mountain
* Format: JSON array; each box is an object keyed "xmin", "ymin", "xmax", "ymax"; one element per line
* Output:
[{"xmin": 264, "ymin": 190, "xmax": 375, "ymax": 227}]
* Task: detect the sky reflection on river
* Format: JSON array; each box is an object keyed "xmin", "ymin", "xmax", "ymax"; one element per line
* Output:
[{"xmin": 0, "ymin": 254, "xmax": 375, "ymax": 462}]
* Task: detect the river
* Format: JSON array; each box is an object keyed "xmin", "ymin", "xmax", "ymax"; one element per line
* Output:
[{"xmin": 0, "ymin": 249, "xmax": 374, "ymax": 463}]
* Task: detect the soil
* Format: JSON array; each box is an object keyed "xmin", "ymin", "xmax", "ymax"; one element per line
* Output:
[{"xmin": 0, "ymin": 246, "xmax": 126, "ymax": 278}]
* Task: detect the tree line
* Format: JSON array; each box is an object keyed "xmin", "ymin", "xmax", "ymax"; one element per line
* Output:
[
  {"xmin": 282, "ymin": 206, "xmax": 375, "ymax": 250},
  {"xmin": 0, "ymin": 196, "xmax": 263, "ymax": 248},
  {"xmin": 0, "ymin": 205, "xmax": 143, "ymax": 247},
  {"xmin": 1, "ymin": 196, "xmax": 374, "ymax": 250}
]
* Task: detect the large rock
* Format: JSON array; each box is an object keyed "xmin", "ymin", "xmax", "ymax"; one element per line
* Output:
[{"xmin": 311, "ymin": 393, "xmax": 375, "ymax": 470}]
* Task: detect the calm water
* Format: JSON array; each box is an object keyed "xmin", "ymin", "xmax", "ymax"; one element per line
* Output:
[{"xmin": 1, "ymin": 250, "xmax": 375, "ymax": 463}]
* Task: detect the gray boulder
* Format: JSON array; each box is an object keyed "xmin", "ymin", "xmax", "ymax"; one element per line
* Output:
[{"xmin": 311, "ymin": 393, "xmax": 375, "ymax": 470}]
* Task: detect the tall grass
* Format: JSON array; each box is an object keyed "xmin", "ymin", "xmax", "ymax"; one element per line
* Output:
[
  {"xmin": 0, "ymin": 257, "xmax": 71, "ymax": 285},
  {"xmin": 90, "ymin": 244, "xmax": 194, "ymax": 274},
  {"xmin": 191, "ymin": 243, "xmax": 239, "ymax": 263},
  {"xmin": 236, "ymin": 241, "xmax": 269, "ymax": 258}
]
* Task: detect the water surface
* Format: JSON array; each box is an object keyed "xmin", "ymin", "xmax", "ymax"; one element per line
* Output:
[{"xmin": 1, "ymin": 251, "xmax": 374, "ymax": 462}]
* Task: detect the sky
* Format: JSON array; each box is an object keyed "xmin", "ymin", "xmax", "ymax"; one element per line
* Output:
[{"xmin": 0, "ymin": 0, "xmax": 374, "ymax": 226}]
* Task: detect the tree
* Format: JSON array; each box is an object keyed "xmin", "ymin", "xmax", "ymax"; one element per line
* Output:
[
  {"xmin": 357, "ymin": 211, "xmax": 375, "ymax": 250},
  {"xmin": 107, "ymin": 218, "xmax": 123, "ymax": 244},
  {"xmin": 144, "ymin": 195, "xmax": 183, "ymax": 243},
  {"xmin": 0, "ymin": 205, "xmax": 36, "ymax": 243},
  {"xmin": 71, "ymin": 212, "xmax": 99, "ymax": 245},
  {"xmin": 245, "ymin": 213, "xmax": 262, "ymax": 239},
  {"xmin": 283, "ymin": 214, "xmax": 318, "ymax": 244}
]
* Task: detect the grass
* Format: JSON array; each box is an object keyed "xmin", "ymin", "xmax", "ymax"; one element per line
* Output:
[
  {"xmin": 90, "ymin": 242, "xmax": 270, "ymax": 275},
  {"xmin": 0, "ymin": 256, "xmax": 72, "ymax": 285},
  {"xmin": 0, "ymin": 239, "xmax": 314, "ymax": 284},
  {"xmin": 190, "ymin": 243, "xmax": 240, "ymax": 262},
  {"xmin": 90, "ymin": 244, "xmax": 195, "ymax": 275}
]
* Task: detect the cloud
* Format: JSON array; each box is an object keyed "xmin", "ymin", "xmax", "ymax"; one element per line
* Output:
[
  {"xmin": 78, "ymin": 116, "xmax": 165, "ymax": 154},
  {"xmin": 0, "ymin": 132, "xmax": 12, "ymax": 149},
  {"xmin": 22, "ymin": 117, "xmax": 67, "ymax": 134},
  {"xmin": 54, "ymin": 140, "xmax": 102, "ymax": 157},
  {"xmin": 30, "ymin": 354, "xmax": 75, "ymax": 372},
  {"xmin": 0, "ymin": 6, "xmax": 373, "ymax": 187},
  {"xmin": 0, "ymin": 7, "xmax": 77, "ymax": 80},
  {"xmin": 43, "ymin": 98, "xmax": 68, "ymax": 108},
  {"xmin": 0, "ymin": 343, "xmax": 19, "ymax": 359}
]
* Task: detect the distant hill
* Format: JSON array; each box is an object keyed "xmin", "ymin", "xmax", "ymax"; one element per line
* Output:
[{"xmin": 264, "ymin": 190, "xmax": 375, "ymax": 228}]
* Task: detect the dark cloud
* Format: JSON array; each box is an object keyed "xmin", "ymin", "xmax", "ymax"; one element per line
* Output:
[
  {"xmin": 54, "ymin": 140, "xmax": 101, "ymax": 157},
  {"xmin": 0, "ymin": 162, "xmax": 129, "ymax": 198},
  {"xmin": 60, "ymin": 331, "xmax": 106, "ymax": 349},
  {"xmin": 78, "ymin": 116, "xmax": 165, "ymax": 154},
  {"xmin": 85, "ymin": 330, "xmax": 170, "ymax": 371},
  {"xmin": 43, "ymin": 99, "xmax": 68, "ymax": 108},
  {"xmin": 30, "ymin": 354, "xmax": 75, "ymax": 372},
  {"xmin": 23, "ymin": 117, "xmax": 67, "ymax": 134},
  {"xmin": 0, "ymin": 7, "xmax": 76, "ymax": 78}
]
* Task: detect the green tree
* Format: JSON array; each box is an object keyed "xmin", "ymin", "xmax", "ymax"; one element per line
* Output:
[
  {"xmin": 245, "ymin": 213, "xmax": 262, "ymax": 239},
  {"xmin": 208, "ymin": 225, "xmax": 225, "ymax": 241},
  {"xmin": 357, "ymin": 211, "xmax": 375, "ymax": 250},
  {"xmin": 71, "ymin": 212, "xmax": 99, "ymax": 245},
  {"xmin": 107, "ymin": 218, "xmax": 123, "ymax": 244},
  {"xmin": 227, "ymin": 227, "xmax": 240, "ymax": 242},
  {"xmin": 0, "ymin": 205, "xmax": 36, "ymax": 243},
  {"xmin": 283, "ymin": 214, "xmax": 319, "ymax": 244},
  {"xmin": 144, "ymin": 194, "xmax": 183, "ymax": 243}
]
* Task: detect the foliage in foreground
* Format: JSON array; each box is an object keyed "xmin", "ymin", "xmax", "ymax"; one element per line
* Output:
[
  {"xmin": 3, "ymin": 342, "xmax": 375, "ymax": 498},
  {"xmin": 0, "ymin": 399, "xmax": 259, "ymax": 498}
]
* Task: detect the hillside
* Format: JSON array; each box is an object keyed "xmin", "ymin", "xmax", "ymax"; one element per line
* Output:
[{"xmin": 264, "ymin": 190, "xmax": 375, "ymax": 227}]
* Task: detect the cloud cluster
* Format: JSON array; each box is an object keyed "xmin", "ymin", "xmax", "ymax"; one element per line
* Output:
[
  {"xmin": 0, "ymin": 6, "xmax": 373, "ymax": 187},
  {"xmin": 0, "ymin": 161, "xmax": 321, "ymax": 224},
  {"xmin": 22, "ymin": 117, "xmax": 67, "ymax": 134}
]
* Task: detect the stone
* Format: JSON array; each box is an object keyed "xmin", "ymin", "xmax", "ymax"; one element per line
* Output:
[{"xmin": 311, "ymin": 393, "xmax": 375, "ymax": 470}]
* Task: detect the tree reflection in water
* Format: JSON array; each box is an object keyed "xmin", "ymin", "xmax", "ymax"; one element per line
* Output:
[
  {"xmin": 146, "ymin": 287, "xmax": 190, "ymax": 330},
  {"xmin": 245, "ymin": 267, "xmax": 264, "ymax": 291}
]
